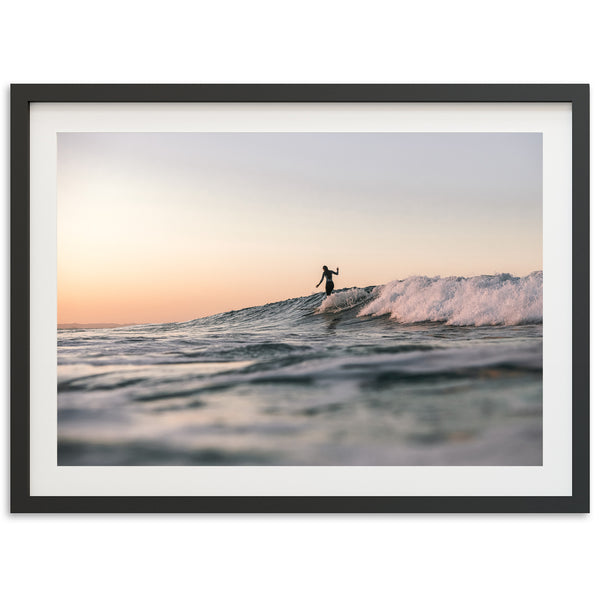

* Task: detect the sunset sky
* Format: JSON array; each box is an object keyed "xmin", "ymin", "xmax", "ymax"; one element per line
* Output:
[{"xmin": 57, "ymin": 132, "xmax": 542, "ymax": 324}]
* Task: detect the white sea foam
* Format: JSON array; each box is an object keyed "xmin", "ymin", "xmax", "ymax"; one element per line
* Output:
[
  {"xmin": 316, "ymin": 287, "xmax": 371, "ymax": 313},
  {"xmin": 358, "ymin": 272, "xmax": 542, "ymax": 326}
]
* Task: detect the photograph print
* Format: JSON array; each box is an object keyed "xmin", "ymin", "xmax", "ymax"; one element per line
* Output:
[{"xmin": 57, "ymin": 131, "xmax": 542, "ymax": 467}]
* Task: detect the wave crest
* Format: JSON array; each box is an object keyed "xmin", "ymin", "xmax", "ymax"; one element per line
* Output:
[
  {"xmin": 316, "ymin": 287, "xmax": 371, "ymax": 313},
  {"xmin": 358, "ymin": 272, "xmax": 542, "ymax": 326}
]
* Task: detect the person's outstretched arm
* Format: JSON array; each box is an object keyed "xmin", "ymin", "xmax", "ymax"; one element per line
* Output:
[
  {"xmin": 334, "ymin": 267, "xmax": 339, "ymax": 275},
  {"xmin": 316, "ymin": 273, "xmax": 325, "ymax": 287}
]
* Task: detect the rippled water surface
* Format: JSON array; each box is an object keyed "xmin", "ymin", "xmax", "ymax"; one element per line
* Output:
[{"xmin": 58, "ymin": 277, "xmax": 543, "ymax": 465}]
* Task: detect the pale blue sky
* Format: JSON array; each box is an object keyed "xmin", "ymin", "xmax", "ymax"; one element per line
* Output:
[{"xmin": 58, "ymin": 132, "xmax": 542, "ymax": 322}]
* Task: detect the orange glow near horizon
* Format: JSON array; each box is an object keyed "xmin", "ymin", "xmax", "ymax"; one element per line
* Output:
[{"xmin": 57, "ymin": 133, "xmax": 542, "ymax": 325}]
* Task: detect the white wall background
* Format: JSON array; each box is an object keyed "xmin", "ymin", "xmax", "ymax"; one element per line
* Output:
[{"xmin": 1, "ymin": 2, "xmax": 596, "ymax": 598}]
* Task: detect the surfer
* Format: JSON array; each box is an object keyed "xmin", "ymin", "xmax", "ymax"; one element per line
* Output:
[{"xmin": 316, "ymin": 265, "xmax": 339, "ymax": 296}]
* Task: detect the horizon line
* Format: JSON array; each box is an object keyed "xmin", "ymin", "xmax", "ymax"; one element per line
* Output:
[{"xmin": 58, "ymin": 270, "xmax": 543, "ymax": 330}]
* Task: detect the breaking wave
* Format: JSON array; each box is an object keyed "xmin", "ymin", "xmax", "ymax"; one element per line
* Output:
[
  {"xmin": 316, "ymin": 287, "xmax": 372, "ymax": 313},
  {"xmin": 358, "ymin": 271, "xmax": 542, "ymax": 326}
]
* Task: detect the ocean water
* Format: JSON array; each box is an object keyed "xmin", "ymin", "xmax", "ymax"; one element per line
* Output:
[{"xmin": 58, "ymin": 272, "xmax": 543, "ymax": 466}]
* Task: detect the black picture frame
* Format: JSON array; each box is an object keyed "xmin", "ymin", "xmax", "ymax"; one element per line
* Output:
[{"xmin": 11, "ymin": 84, "xmax": 590, "ymax": 513}]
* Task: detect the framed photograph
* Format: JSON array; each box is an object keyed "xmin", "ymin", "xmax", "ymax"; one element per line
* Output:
[{"xmin": 11, "ymin": 84, "xmax": 589, "ymax": 513}]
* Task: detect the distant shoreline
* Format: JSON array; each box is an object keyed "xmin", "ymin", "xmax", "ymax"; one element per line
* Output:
[{"xmin": 58, "ymin": 323, "xmax": 137, "ymax": 330}]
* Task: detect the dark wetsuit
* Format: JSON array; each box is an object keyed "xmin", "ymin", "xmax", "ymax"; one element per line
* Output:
[{"xmin": 317, "ymin": 268, "xmax": 338, "ymax": 296}]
